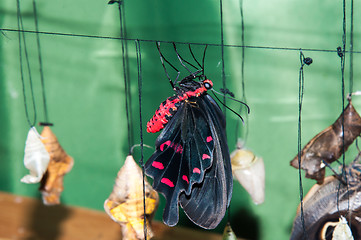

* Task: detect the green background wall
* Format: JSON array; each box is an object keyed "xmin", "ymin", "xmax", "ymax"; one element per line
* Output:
[{"xmin": 1, "ymin": 0, "xmax": 361, "ymax": 239}]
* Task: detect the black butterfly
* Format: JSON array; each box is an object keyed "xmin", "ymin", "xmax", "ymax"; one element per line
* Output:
[{"xmin": 145, "ymin": 75, "xmax": 233, "ymax": 229}]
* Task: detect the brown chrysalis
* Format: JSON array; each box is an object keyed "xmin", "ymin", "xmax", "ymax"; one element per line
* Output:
[
  {"xmin": 290, "ymin": 101, "xmax": 361, "ymax": 183},
  {"xmin": 290, "ymin": 157, "xmax": 361, "ymax": 240},
  {"xmin": 39, "ymin": 126, "xmax": 74, "ymax": 205}
]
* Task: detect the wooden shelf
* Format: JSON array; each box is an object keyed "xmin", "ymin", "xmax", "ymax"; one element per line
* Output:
[{"xmin": 0, "ymin": 191, "xmax": 239, "ymax": 240}]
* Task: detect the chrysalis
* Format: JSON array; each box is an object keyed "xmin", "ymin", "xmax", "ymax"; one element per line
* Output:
[
  {"xmin": 332, "ymin": 216, "xmax": 354, "ymax": 240},
  {"xmin": 222, "ymin": 223, "xmax": 237, "ymax": 240},
  {"xmin": 290, "ymin": 101, "xmax": 361, "ymax": 183},
  {"xmin": 290, "ymin": 155, "xmax": 361, "ymax": 240},
  {"xmin": 39, "ymin": 126, "xmax": 74, "ymax": 205},
  {"xmin": 231, "ymin": 142, "xmax": 265, "ymax": 205},
  {"xmin": 21, "ymin": 127, "xmax": 50, "ymax": 184},
  {"xmin": 104, "ymin": 155, "xmax": 159, "ymax": 240}
]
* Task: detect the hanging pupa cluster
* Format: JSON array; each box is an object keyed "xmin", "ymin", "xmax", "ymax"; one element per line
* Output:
[
  {"xmin": 21, "ymin": 127, "xmax": 50, "ymax": 184},
  {"xmin": 231, "ymin": 140, "xmax": 265, "ymax": 205},
  {"xmin": 39, "ymin": 126, "xmax": 74, "ymax": 205},
  {"xmin": 104, "ymin": 155, "xmax": 159, "ymax": 240}
]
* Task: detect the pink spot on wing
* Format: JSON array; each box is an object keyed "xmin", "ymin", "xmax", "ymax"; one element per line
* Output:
[
  {"xmin": 152, "ymin": 161, "xmax": 164, "ymax": 170},
  {"xmin": 202, "ymin": 154, "xmax": 210, "ymax": 160},
  {"xmin": 161, "ymin": 178, "xmax": 174, "ymax": 187},
  {"xmin": 193, "ymin": 168, "xmax": 201, "ymax": 174},
  {"xmin": 206, "ymin": 136, "xmax": 213, "ymax": 142},
  {"xmin": 160, "ymin": 140, "xmax": 171, "ymax": 151},
  {"xmin": 182, "ymin": 175, "xmax": 189, "ymax": 184}
]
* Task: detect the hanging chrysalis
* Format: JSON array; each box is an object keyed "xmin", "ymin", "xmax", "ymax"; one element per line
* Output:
[
  {"xmin": 222, "ymin": 223, "xmax": 237, "ymax": 240},
  {"xmin": 21, "ymin": 127, "xmax": 50, "ymax": 184},
  {"xmin": 290, "ymin": 154, "xmax": 361, "ymax": 240},
  {"xmin": 331, "ymin": 216, "xmax": 354, "ymax": 240},
  {"xmin": 290, "ymin": 101, "xmax": 361, "ymax": 183},
  {"xmin": 231, "ymin": 140, "xmax": 265, "ymax": 204},
  {"xmin": 104, "ymin": 155, "xmax": 159, "ymax": 240},
  {"xmin": 39, "ymin": 126, "xmax": 74, "ymax": 205}
]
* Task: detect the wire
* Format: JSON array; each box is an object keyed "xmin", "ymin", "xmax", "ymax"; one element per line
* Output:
[
  {"xmin": 16, "ymin": 0, "xmax": 37, "ymax": 128},
  {"xmin": 3, "ymin": 28, "xmax": 361, "ymax": 54},
  {"xmin": 297, "ymin": 51, "xmax": 309, "ymax": 240},
  {"xmin": 32, "ymin": 0, "xmax": 50, "ymax": 125},
  {"xmin": 135, "ymin": 39, "xmax": 147, "ymax": 240}
]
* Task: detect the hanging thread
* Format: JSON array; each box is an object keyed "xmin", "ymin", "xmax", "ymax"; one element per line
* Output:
[
  {"xmin": 16, "ymin": 0, "xmax": 37, "ymax": 128},
  {"xmin": 219, "ymin": 0, "xmax": 227, "ymax": 116},
  {"xmin": 135, "ymin": 39, "xmax": 147, "ymax": 240},
  {"xmin": 297, "ymin": 50, "xmax": 311, "ymax": 240},
  {"xmin": 111, "ymin": 0, "xmax": 134, "ymax": 152},
  {"xmin": 336, "ymin": 0, "xmax": 350, "ymax": 217},
  {"xmin": 32, "ymin": 0, "xmax": 51, "ymax": 125},
  {"xmin": 235, "ymin": 0, "xmax": 249, "ymax": 144}
]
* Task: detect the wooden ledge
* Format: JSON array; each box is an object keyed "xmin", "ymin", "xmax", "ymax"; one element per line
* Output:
[{"xmin": 0, "ymin": 191, "xmax": 236, "ymax": 240}]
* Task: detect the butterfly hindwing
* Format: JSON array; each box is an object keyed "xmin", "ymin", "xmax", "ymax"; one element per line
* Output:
[
  {"xmin": 145, "ymin": 99, "xmax": 215, "ymax": 227},
  {"xmin": 179, "ymin": 94, "xmax": 232, "ymax": 229}
]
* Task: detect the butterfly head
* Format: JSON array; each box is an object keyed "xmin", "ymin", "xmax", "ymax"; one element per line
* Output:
[{"xmin": 202, "ymin": 79, "xmax": 213, "ymax": 90}]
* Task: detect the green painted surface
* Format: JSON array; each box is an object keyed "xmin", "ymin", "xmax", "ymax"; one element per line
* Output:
[{"xmin": 1, "ymin": 0, "xmax": 361, "ymax": 239}]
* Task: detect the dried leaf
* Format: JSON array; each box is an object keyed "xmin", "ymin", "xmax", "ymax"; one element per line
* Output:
[{"xmin": 290, "ymin": 102, "xmax": 361, "ymax": 183}]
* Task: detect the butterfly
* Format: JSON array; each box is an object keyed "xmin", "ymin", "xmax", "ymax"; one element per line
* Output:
[{"xmin": 145, "ymin": 73, "xmax": 233, "ymax": 229}]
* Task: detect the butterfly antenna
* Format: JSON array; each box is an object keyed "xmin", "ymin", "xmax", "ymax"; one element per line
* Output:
[
  {"xmin": 188, "ymin": 44, "xmax": 202, "ymax": 69},
  {"xmin": 173, "ymin": 43, "xmax": 198, "ymax": 76},
  {"xmin": 212, "ymin": 89, "xmax": 250, "ymax": 114},
  {"xmin": 211, "ymin": 91, "xmax": 246, "ymax": 123},
  {"xmin": 156, "ymin": 42, "xmax": 180, "ymax": 89}
]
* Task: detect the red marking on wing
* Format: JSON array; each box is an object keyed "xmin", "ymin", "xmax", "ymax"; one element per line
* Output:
[
  {"xmin": 182, "ymin": 175, "xmax": 189, "ymax": 184},
  {"xmin": 160, "ymin": 140, "xmax": 171, "ymax": 151},
  {"xmin": 202, "ymin": 154, "xmax": 210, "ymax": 160},
  {"xmin": 206, "ymin": 136, "xmax": 213, "ymax": 142},
  {"xmin": 193, "ymin": 168, "xmax": 201, "ymax": 174},
  {"xmin": 173, "ymin": 143, "xmax": 183, "ymax": 154},
  {"xmin": 161, "ymin": 178, "xmax": 174, "ymax": 187},
  {"xmin": 152, "ymin": 161, "xmax": 164, "ymax": 170}
]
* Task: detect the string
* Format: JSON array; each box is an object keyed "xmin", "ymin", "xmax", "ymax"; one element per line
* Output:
[
  {"xmin": 32, "ymin": 0, "xmax": 50, "ymax": 124},
  {"xmin": 297, "ymin": 50, "xmax": 309, "ymax": 240},
  {"xmin": 235, "ymin": 0, "xmax": 249, "ymax": 144},
  {"xmin": 113, "ymin": 0, "xmax": 134, "ymax": 152},
  {"xmin": 3, "ymin": 28, "xmax": 361, "ymax": 54},
  {"xmin": 16, "ymin": 0, "xmax": 37, "ymax": 128},
  {"xmin": 349, "ymin": 0, "xmax": 354, "ymax": 95},
  {"xmin": 135, "ymin": 39, "xmax": 147, "ymax": 240},
  {"xmin": 336, "ymin": 0, "xmax": 350, "ymax": 217},
  {"xmin": 219, "ymin": 0, "xmax": 227, "ymax": 116}
]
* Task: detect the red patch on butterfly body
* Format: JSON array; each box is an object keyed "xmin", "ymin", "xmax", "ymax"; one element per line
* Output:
[{"xmin": 206, "ymin": 136, "xmax": 213, "ymax": 142}]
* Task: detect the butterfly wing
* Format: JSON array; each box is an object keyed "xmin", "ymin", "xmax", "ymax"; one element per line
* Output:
[
  {"xmin": 145, "ymin": 94, "xmax": 232, "ymax": 229},
  {"xmin": 145, "ymin": 97, "xmax": 216, "ymax": 227},
  {"xmin": 179, "ymin": 94, "xmax": 232, "ymax": 229}
]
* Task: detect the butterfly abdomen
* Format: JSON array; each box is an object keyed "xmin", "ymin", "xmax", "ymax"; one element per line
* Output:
[{"xmin": 147, "ymin": 82, "xmax": 210, "ymax": 133}]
